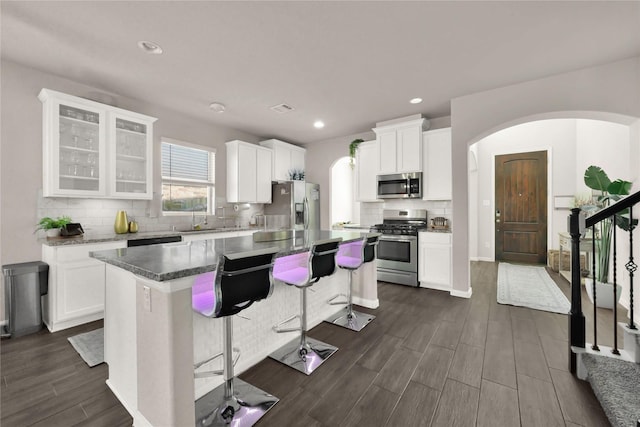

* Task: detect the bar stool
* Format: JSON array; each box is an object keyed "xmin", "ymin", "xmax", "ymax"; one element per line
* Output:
[
  {"xmin": 268, "ymin": 237, "xmax": 342, "ymax": 375},
  {"xmin": 192, "ymin": 247, "xmax": 280, "ymax": 427},
  {"xmin": 325, "ymin": 232, "xmax": 381, "ymax": 331}
]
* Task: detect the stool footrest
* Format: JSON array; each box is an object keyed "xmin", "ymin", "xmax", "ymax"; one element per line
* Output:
[
  {"xmin": 194, "ymin": 347, "xmax": 241, "ymax": 375},
  {"xmin": 195, "ymin": 370, "xmax": 224, "ymax": 379},
  {"xmin": 273, "ymin": 314, "xmax": 301, "ymax": 333},
  {"xmin": 327, "ymin": 293, "xmax": 348, "ymax": 305}
]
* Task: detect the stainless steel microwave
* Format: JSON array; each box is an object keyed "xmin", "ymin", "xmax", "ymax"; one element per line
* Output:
[{"xmin": 377, "ymin": 172, "xmax": 422, "ymax": 199}]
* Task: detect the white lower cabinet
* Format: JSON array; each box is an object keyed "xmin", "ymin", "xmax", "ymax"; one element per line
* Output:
[
  {"xmin": 418, "ymin": 232, "xmax": 452, "ymax": 291},
  {"xmin": 42, "ymin": 241, "xmax": 126, "ymax": 332}
]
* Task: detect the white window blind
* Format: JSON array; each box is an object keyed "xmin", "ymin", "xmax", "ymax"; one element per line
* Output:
[
  {"xmin": 161, "ymin": 139, "xmax": 215, "ymax": 214},
  {"xmin": 161, "ymin": 142, "xmax": 213, "ymax": 182}
]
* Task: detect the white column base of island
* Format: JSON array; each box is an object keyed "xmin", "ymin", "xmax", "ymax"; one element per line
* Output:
[{"xmin": 96, "ymin": 232, "xmax": 377, "ymax": 427}]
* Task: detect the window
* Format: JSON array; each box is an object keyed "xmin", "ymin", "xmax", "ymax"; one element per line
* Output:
[{"xmin": 161, "ymin": 138, "xmax": 215, "ymax": 215}]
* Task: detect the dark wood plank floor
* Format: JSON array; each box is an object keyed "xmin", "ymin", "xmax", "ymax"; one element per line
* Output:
[{"xmin": 0, "ymin": 261, "xmax": 613, "ymax": 426}]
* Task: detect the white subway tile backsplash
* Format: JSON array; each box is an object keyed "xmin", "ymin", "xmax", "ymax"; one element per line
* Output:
[
  {"xmin": 40, "ymin": 198, "xmax": 69, "ymax": 209},
  {"xmin": 68, "ymin": 198, "xmax": 102, "ymax": 208},
  {"xmin": 358, "ymin": 199, "xmax": 453, "ymax": 228}
]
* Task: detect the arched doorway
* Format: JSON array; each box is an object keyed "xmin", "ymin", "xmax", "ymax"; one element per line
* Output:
[
  {"xmin": 468, "ymin": 118, "xmax": 635, "ymax": 263},
  {"xmin": 329, "ymin": 156, "xmax": 359, "ymax": 227}
]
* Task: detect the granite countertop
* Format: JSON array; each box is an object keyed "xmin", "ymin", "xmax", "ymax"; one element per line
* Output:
[
  {"xmin": 90, "ymin": 229, "xmax": 366, "ymax": 282},
  {"xmin": 40, "ymin": 227, "xmax": 257, "ymax": 247},
  {"xmin": 422, "ymin": 228, "xmax": 452, "ymax": 233}
]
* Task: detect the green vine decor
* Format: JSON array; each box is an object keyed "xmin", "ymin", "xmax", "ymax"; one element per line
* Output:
[{"xmin": 349, "ymin": 139, "xmax": 364, "ymax": 168}]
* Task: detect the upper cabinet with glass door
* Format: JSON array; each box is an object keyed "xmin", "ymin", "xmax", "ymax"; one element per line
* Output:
[
  {"xmin": 39, "ymin": 89, "xmax": 156, "ymax": 199},
  {"xmin": 110, "ymin": 113, "xmax": 153, "ymax": 199}
]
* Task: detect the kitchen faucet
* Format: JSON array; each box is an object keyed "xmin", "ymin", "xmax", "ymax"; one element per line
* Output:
[{"xmin": 191, "ymin": 206, "xmax": 208, "ymax": 230}]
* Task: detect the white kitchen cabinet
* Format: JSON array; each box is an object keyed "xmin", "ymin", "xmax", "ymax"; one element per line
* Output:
[
  {"xmin": 109, "ymin": 112, "xmax": 155, "ymax": 199},
  {"xmin": 259, "ymin": 139, "xmax": 306, "ymax": 181},
  {"xmin": 356, "ymin": 140, "xmax": 380, "ymax": 202},
  {"xmin": 39, "ymin": 88, "xmax": 156, "ymax": 199},
  {"xmin": 418, "ymin": 232, "xmax": 452, "ymax": 291},
  {"xmin": 373, "ymin": 118, "xmax": 425, "ymax": 174},
  {"xmin": 42, "ymin": 240, "xmax": 127, "ymax": 332},
  {"xmin": 226, "ymin": 140, "xmax": 272, "ymax": 203},
  {"xmin": 422, "ymin": 128, "xmax": 452, "ymax": 200}
]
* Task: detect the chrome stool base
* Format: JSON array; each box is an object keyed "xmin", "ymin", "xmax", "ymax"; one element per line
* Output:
[
  {"xmin": 268, "ymin": 336, "xmax": 338, "ymax": 375},
  {"xmin": 195, "ymin": 378, "xmax": 278, "ymax": 427},
  {"xmin": 325, "ymin": 307, "xmax": 376, "ymax": 332}
]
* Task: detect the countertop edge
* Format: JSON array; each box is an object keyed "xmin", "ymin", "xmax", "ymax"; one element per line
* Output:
[
  {"xmin": 90, "ymin": 231, "xmax": 366, "ymax": 282},
  {"xmin": 40, "ymin": 227, "xmax": 257, "ymax": 247}
]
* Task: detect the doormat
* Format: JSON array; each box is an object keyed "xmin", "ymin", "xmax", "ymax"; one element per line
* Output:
[
  {"xmin": 67, "ymin": 328, "xmax": 104, "ymax": 367},
  {"xmin": 497, "ymin": 263, "xmax": 570, "ymax": 314}
]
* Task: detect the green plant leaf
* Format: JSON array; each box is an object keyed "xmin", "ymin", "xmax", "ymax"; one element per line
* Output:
[
  {"xmin": 584, "ymin": 165, "xmax": 611, "ymax": 192},
  {"xmin": 607, "ymin": 179, "xmax": 631, "ymax": 196},
  {"xmin": 35, "ymin": 215, "xmax": 73, "ymax": 231},
  {"xmin": 348, "ymin": 139, "xmax": 364, "ymax": 168}
]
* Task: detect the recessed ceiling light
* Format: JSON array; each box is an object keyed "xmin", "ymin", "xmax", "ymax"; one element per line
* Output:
[
  {"xmin": 313, "ymin": 120, "xmax": 325, "ymax": 129},
  {"xmin": 209, "ymin": 102, "xmax": 226, "ymax": 113},
  {"xmin": 137, "ymin": 40, "xmax": 163, "ymax": 54},
  {"xmin": 410, "ymin": 97, "xmax": 423, "ymax": 104}
]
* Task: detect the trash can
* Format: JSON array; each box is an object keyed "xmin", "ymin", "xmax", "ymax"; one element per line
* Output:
[{"xmin": 2, "ymin": 261, "xmax": 49, "ymax": 338}]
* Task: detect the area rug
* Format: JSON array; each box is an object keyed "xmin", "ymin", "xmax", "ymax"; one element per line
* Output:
[
  {"xmin": 497, "ymin": 263, "xmax": 570, "ymax": 314},
  {"xmin": 67, "ymin": 328, "xmax": 104, "ymax": 367}
]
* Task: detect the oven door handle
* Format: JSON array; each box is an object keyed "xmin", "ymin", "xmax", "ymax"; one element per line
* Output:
[{"xmin": 380, "ymin": 238, "xmax": 416, "ymax": 244}]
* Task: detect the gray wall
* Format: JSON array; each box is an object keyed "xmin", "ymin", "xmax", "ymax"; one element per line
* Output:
[
  {"xmin": 0, "ymin": 59, "xmax": 262, "ymax": 266},
  {"xmin": 451, "ymin": 56, "xmax": 640, "ymax": 296}
]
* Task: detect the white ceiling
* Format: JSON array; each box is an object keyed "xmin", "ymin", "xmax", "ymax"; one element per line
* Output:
[{"xmin": 2, "ymin": 1, "xmax": 640, "ymax": 144}]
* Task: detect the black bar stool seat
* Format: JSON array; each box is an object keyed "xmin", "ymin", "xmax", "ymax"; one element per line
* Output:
[
  {"xmin": 325, "ymin": 232, "xmax": 381, "ymax": 331},
  {"xmin": 268, "ymin": 237, "xmax": 342, "ymax": 375},
  {"xmin": 192, "ymin": 247, "xmax": 279, "ymax": 427}
]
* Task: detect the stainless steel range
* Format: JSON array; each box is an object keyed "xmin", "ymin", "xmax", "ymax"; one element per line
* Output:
[{"xmin": 371, "ymin": 209, "xmax": 427, "ymax": 287}]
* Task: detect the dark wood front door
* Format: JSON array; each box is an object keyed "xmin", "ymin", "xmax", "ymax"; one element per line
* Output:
[{"xmin": 495, "ymin": 151, "xmax": 547, "ymax": 264}]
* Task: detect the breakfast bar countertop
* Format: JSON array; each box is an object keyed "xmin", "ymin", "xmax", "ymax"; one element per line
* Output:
[{"xmin": 90, "ymin": 229, "xmax": 366, "ymax": 282}]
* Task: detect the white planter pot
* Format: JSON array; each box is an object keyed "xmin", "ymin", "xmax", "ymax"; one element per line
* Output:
[
  {"xmin": 45, "ymin": 228, "xmax": 61, "ymax": 238},
  {"xmin": 584, "ymin": 278, "xmax": 622, "ymax": 309}
]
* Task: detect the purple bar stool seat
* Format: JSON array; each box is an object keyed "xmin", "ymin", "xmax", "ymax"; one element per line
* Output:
[
  {"xmin": 268, "ymin": 237, "xmax": 342, "ymax": 375},
  {"xmin": 325, "ymin": 232, "xmax": 381, "ymax": 332},
  {"xmin": 192, "ymin": 247, "xmax": 279, "ymax": 427}
]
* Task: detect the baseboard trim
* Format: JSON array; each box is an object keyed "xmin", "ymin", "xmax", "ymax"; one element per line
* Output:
[
  {"xmin": 352, "ymin": 296, "xmax": 379, "ymax": 309},
  {"xmin": 106, "ymin": 379, "xmax": 151, "ymax": 427},
  {"xmin": 450, "ymin": 288, "xmax": 473, "ymax": 299}
]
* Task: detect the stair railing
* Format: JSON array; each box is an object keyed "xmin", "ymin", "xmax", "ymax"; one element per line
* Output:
[{"xmin": 568, "ymin": 190, "xmax": 640, "ymax": 373}]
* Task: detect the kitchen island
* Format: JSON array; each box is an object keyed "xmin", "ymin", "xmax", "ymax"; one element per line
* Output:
[{"xmin": 90, "ymin": 229, "xmax": 377, "ymax": 427}]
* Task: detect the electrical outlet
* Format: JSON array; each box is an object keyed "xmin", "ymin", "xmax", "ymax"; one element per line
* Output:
[
  {"xmin": 484, "ymin": 242, "xmax": 491, "ymax": 248},
  {"xmin": 143, "ymin": 286, "xmax": 151, "ymax": 311}
]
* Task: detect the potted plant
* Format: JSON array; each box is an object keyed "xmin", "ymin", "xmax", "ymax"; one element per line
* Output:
[
  {"xmin": 36, "ymin": 215, "xmax": 72, "ymax": 238},
  {"xmin": 582, "ymin": 165, "xmax": 633, "ymax": 308},
  {"xmin": 348, "ymin": 139, "xmax": 364, "ymax": 169}
]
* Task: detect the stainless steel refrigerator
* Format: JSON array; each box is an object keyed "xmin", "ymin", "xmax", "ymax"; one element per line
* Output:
[{"xmin": 264, "ymin": 181, "xmax": 320, "ymax": 230}]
